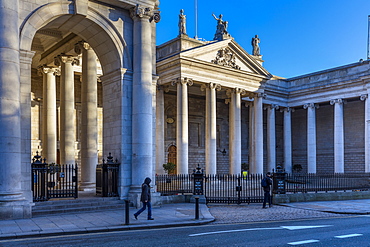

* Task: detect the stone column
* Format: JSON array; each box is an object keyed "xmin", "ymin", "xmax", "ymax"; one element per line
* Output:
[
  {"xmin": 55, "ymin": 55, "xmax": 79, "ymax": 165},
  {"xmin": 304, "ymin": 103, "xmax": 318, "ymax": 173},
  {"xmin": 330, "ymin": 99, "xmax": 344, "ymax": 173},
  {"xmin": 253, "ymin": 93, "xmax": 265, "ymax": 174},
  {"xmin": 75, "ymin": 42, "xmax": 98, "ymax": 191},
  {"xmin": 0, "ymin": 0, "xmax": 32, "ymax": 219},
  {"xmin": 130, "ymin": 5, "xmax": 158, "ymax": 185},
  {"xmin": 38, "ymin": 66, "xmax": 59, "ymax": 164},
  {"xmin": 361, "ymin": 94, "xmax": 370, "ymax": 172},
  {"xmin": 202, "ymin": 83, "xmax": 221, "ymax": 174},
  {"xmin": 282, "ymin": 107, "xmax": 293, "ymax": 173},
  {"xmin": 247, "ymin": 102, "xmax": 255, "ymax": 172},
  {"xmin": 155, "ymin": 85, "xmax": 166, "ymax": 175},
  {"xmin": 227, "ymin": 88, "xmax": 245, "ymax": 174},
  {"xmin": 172, "ymin": 77, "xmax": 193, "ymax": 174},
  {"xmin": 267, "ymin": 104, "xmax": 278, "ymax": 172}
]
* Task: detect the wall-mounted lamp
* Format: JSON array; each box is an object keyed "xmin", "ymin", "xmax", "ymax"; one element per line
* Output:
[{"xmin": 217, "ymin": 148, "xmax": 227, "ymax": 156}]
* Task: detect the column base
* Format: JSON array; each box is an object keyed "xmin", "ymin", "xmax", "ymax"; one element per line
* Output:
[{"xmin": 0, "ymin": 200, "xmax": 33, "ymax": 220}]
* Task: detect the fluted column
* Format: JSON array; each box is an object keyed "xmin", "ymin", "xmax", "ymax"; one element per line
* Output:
[
  {"xmin": 171, "ymin": 77, "xmax": 192, "ymax": 174},
  {"xmin": 227, "ymin": 88, "xmax": 245, "ymax": 174},
  {"xmin": 267, "ymin": 104, "xmax": 278, "ymax": 172},
  {"xmin": 130, "ymin": 5, "xmax": 159, "ymax": 185},
  {"xmin": 330, "ymin": 99, "xmax": 344, "ymax": 173},
  {"xmin": 282, "ymin": 107, "xmax": 293, "ymax": 173},
  {"xmin": 55, "ymin": 55, "xmax": 79, "ymax": 165},
  {"xmin": 39, "ymin": 66, "xmax": 59, "ymax": 164},
  {"xmin": 304, "ymin": 103, "xmax": 318, "ymax": 173},
  {"xmin": 361, "ymin": 94, "xmax": 370, "ymax": 172},
  {"xmin": 75, "ymin": 42, "xmax": 98, "ymax": 191},
  {"xmin": 202, "ymin": 83, "xmax": 221, "ymax": 174},
  {"xmin": 253, "ymin": 93, "xmax": 265, "ymax": 174}
]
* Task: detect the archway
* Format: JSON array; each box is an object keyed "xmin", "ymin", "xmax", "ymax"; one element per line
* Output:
[{"xmin": 19, "ymin": 2, "xmax": 129, "ymax": 195}]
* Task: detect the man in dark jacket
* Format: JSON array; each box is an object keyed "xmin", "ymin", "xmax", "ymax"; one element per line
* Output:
[
  {"xmin": 262, "ymin": 172, "xmax": 273, "ymax": 209},
  {"xmin": 134, "ymin": 177, "xmax": 154, "ymax": 220}
]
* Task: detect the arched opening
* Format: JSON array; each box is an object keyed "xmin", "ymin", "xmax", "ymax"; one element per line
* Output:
[{"xmin": 20, "ymin": 3, "xmax": 128, "ymax": 196}]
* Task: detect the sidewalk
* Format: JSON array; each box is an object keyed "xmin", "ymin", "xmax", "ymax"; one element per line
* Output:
[
  {"xmin": 1, "ymin": 199, "xmax": 370, "ymax": 240},
  {"xmin": 0, "ymin": 203, "xmax": 214, "ymax": 240},
  {"xmin": 280, "ymin": 199, "xmax": 370, "ymax": 214}
]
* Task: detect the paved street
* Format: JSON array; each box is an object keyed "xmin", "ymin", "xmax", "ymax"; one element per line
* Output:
[{"xmin": 1, "ymin": 215, "xmax": 369, "ymax": 246}]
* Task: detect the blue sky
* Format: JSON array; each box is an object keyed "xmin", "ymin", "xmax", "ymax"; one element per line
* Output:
[{"xmin": 156, "ymin": 0, "xmax": 370, "ymax": 78}]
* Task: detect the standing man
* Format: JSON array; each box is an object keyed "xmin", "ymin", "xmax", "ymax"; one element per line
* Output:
[
  {"xmin": 134, "ymin": 177, "xmax": 154, "ymax": 220},
  {"xmin": 262, "ymin": 172, "xmax": 273, "ymax": 208}
]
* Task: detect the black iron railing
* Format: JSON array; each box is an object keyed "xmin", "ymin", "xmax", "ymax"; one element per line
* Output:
[
  {"xmin": 155, "ymin": 173, "xmax": 264, "ymax": 204},
  {"xmin": 156, "ymin": 174, "xmax": 193, "ymax": 195},
  {"xmin": 32, "ymin": 161, "xmax": 78, "ymax": 202},
  {"xmin": 155, "ymin": 172, "xmax": 370, "ymax": 204},
  {"xmin": 285, "ymin": 173, "xmax": 370, "ymax": 193}
]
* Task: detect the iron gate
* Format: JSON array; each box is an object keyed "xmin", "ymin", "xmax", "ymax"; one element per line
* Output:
[
  {"xmin": 204, "ymin": 174, "xmax": 264, "ymax": 204},
  {"xmin": 32, "ymin": 153, "xmax": 78, "ymax": 202}
]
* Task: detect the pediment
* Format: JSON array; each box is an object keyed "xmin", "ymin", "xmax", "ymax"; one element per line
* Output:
[{"xmin": 180, "ymin": 39, "xmax": 271, "ymax": 78}]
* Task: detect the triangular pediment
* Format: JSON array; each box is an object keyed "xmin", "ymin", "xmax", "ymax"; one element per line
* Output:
[{"xmin": 179, "ymin": 39, "xmax": 271, "ymax": 78}]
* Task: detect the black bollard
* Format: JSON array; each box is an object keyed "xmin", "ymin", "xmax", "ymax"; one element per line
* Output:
[
  {"xmin": 124, "ymin": 199, "xmax": 130, "ymax": 225},
  {"xmin": 195, "ymin": 196, "xmax": 199, "ymax": 220}
]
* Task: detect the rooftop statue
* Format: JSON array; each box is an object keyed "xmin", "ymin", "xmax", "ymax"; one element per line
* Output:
[
  {"xmin": 252, "ymin": 34, "xmax": 261, "ymax": 56},
  {"xmin": 212, "ymin": 13, "xmax": 231, "ymax": 41},
  {"xmin": 178, "ymin": 9, "xmax": 187, "ymax": 36}
]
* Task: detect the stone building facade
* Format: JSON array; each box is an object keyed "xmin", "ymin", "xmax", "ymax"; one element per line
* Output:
[{"xmin": 0, "ymin": 0, "xmax": 369, "ymax": 219}]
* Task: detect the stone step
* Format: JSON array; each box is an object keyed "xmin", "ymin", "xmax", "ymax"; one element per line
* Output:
[{"xmin": 32, "ymin": 194, "xmax": 127, "ymax": 216}]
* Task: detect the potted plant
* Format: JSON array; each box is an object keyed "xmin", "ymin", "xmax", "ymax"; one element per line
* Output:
[{"xmin": 163, "ymin": 162, "xmax": 176, "ymax": 175}]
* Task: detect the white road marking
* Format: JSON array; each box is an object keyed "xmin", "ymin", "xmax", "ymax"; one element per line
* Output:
[
  {"xmin": 335, "ymin": 233, "xmax": 363, "ymax": 238},
  {"xmin": 189, "ymin": 227, "xmax": 281, "ymax": 236},
  {"xmin": 288, "ymin": 240, "xmax": 320, "ymax": 245},
  {"xmin": 281, "ymin": 225, "xmax": 332, "ymax": 230},
  {"xmin": 189, "ymin": 225, "xmax": 332, "ymax": 237}
]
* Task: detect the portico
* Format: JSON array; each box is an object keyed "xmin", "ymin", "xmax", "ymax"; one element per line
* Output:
[{"xmin": 156, "ymin": 36, "xmax": 271, "ymax": 174}]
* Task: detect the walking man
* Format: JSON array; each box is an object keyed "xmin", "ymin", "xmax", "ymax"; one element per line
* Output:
[
  {"xmin": 134, "ymin": 177, "xmax": 154, "ymax": 220},
  {"xmin": 262, "ymin": 172, "xmax": 273, "ymax": 208}
]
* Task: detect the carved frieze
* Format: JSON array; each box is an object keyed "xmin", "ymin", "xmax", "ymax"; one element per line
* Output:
[{"xmin": 211, "ymin": 47, "xmax": 241, "ymax": 70}]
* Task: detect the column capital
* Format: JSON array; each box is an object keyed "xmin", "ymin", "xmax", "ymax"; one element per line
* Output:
[
  {"xmin": 54, "ymin": 54, "xmax": 79, "ymax": 66},
  {"xmin": 330, "ymin": 99, "xmax": 345, "ymax": 105},
  {"xmin": 157, "ymin": 84, "xmax": 170, "ymax": 93},
  {"xmin": 264, "ymin": 104, "xmax": 279, "ymax": 110},
  {"xmin": 37, "ymin": 65, "xmax": 59, "ymax": 76},
  {"xmin": 130, "ymin": 4, "xmax": 160, "ymax": 23},
  {"xmin": 171, "ymin": 77, "xmax": 193, "ymax": 86},
  {"xmin": 200, "ymin": 83, "xmax": 221, "ymax": 91},
  {"xmin": 244, "ymin": 101, "xmax": 253, "ymax": 108},
  {"xmin": 226, "ymin": 88, "xmax": 247, "ymax": 97},
  {"xmin": 360, "ymin": 94, "xmax": 368, "ymax": 101},
  {"xmin": 74, "ymin": 41, "xmax": 92, "ymax": 54},
  {"xmin": 255, "ymin": 92, "xmax": 267, "ymax": 99},
  {"xmin": 303, "ymin": 103, "xmax": 319, "ymax": 109},
  {"xmin": 280, "ymin": 107, "xmax": 295, "ymax": 113}
]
